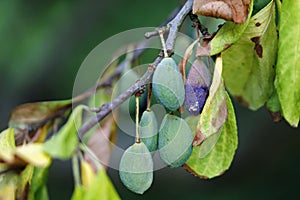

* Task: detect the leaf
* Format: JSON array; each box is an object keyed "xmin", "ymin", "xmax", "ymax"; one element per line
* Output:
[
  {"xmin": 9, "ymin": 100, "xmax": 71, "ymax": 144},
  {"xmin": 184, "ymin": 93, "xmax": 238, "ymax": 179},
  {"xmin": 71, "ymin": 167, "xmax": 120, "ymax": 200},
  {"xmin": 43, "ymin": 105, "xmax": 83, "ymax": 159},
  {"xmin": 198, "ymin": 0, "xmax": 254, "ymax": 56},
  {"xmin": 32, "ymin": 184, "xmax": 49, "ymax": 200},
  {"xmin": 222, "ymin": 1, "xmax": 277, "ymax": 110},
  {"xmin": 15, "ymin": 144, "xmax": 51, "ymax": 168},
  {"xmin": 0, "ymin": 128, "xmax": 15, "ymax": 163},
  {"xmin": 9, "ymin": 100, "xmax": 71, "ymax": 131},
  {"xmin": 83, "ymin": 169, "xmax": 120, "ymax": 200},
  {"xmin": 266, "ymin": 91, "xmax": 282, "ymax": 122},
  {"xmin": 71, "ymin": 186, "xmax": 85, "ymax": 200},
  {"xmin": 0, "ymin": 129, "xmax": 51, "ymax": 168},
  {"xmin": 81, "ymin": 160, "xmax": 95, "ymax": 188},
  {"xmin": 16, "ymin": 165, "xmax": 34, "ymax": 200},
  {"xmin": 193, "ymin": 0, "xmax": 251, "ymax": 24},
  {"xmin": 195, "ymin": 56, "xmax": 227, "ymax": 145},
  {"xmin": 275, "ymin": 1, "xmax": 300, "ymax": 127},
  {"xmin": 0, "ymin": 183, "xmax": 15, "ymax": 200},
  {"xmin": 28, "ymin": 166, "xmax": 50, "ymax": 200},
  {"xmin": 0, "ymin": 169, "xmax": 18, "ymax": 200},
  {"xmin": 84, "ymin": 116, "xmax": 115, "ymax": 171}
]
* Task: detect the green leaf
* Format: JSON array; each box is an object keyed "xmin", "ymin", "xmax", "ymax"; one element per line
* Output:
[
  {"xmin": 33, "ymin": 184, "xmax": 49, "ymax": 200},
  {"xmin": 43, "ymin": 105, "xmax": 83, "ymax": 159},
  {"xmin": 16, "ymin": 165, "xmax": 34, "ymax": 199},
  {"xmin": 185, "ymin": 93, "xmax": 238, "ymax": 179},
  {"xmin": 266, "ymin": 91, "xmax": 282, "ymax": 122},
  {"xmin": 275, "ymin": 1, "xmax": 300, "ymax": 127},
  {"xmin": 196, "ymin": 56, "xmax": 227, "ymax": 143},
  {"xmin": 209, "ymin": 0, "xmax": 254, "ymax": 55},
  {"xmin": 28, "ymin": 166, "xmax": 50, "ymax": 200},
  {"xmin": 222, "ymin": 1, "xmax": 277, "ymax": 110},
  {"xmin": 71, "ymin": 186, "xmax": 85, "ymax": 200},
  {"xmin": 84, "ymin": 169, "xmax": 120, "ymax": 200},
  {"xmin": 266, "ymin": 91, "xmax": 281, "ymax": 113},
  {"xmin": 71, "ymin": 167, "xmax": 120, "ymax": 200}
]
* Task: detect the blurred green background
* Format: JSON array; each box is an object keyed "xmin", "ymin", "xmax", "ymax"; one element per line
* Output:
[{"xmin": 1, "ymin": 0, "xmax": 299, "ymax": 199}]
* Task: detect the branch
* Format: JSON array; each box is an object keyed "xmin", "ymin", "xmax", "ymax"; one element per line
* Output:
[
  {"xmin": 78, "ymin": 0, "xmax": 193, "ymax": 138},
  {"xmin": 72, "ymin": 4, "xmax": 182, "ymax": 104},
  {"xmin": 72, "ymin": 43, "xmax": 147, "ymax": 104}
]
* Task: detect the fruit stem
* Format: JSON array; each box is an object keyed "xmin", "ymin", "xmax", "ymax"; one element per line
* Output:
[
  {"xmin": 158, "ymin": 29, "xmax": 168, "ymax": 58},
  {"xmin": 146, "ymin": 83, "xmax": 152, "ymax": 111},
  {"xmin": 135, "ymin": 95, "xmax": 141, "ymax": 143}
]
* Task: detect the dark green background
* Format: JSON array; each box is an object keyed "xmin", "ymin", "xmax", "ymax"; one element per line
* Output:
[{"xmin": 0, "ymin": 0, "xmax": 299, "ymax": 199}]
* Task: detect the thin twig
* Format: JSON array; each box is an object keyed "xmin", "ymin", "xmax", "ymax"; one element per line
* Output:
[
  {"xmin": 78, "ymin": 0, "xmax": 193, "ymax": 138},
  {"xmin": 189, "ymin": 13, "xmax": 209, "ymax": 37},
  {"xmin": 72, "ymin": 45, "xmax": 146, "ymax": 104}
]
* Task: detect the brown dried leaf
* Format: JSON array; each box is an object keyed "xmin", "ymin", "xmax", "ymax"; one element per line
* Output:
[
  {"xmin": 193, "ymin": 0, "xmax": 251, "ymax": 24},
  {"xmin": 9, "ymin": 100, "xmax": 71, "ymax": 144},
  {"xmin": 84, "ymin": 116, "xmax": 116, "ymax": 172}
]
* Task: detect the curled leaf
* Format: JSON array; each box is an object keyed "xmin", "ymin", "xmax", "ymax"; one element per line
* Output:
[
  {"xmin": 184, "ymin": 92, "xmax": 238, "ymax": 179},
  {"xmin": 193, "ymin": 0, "xmax": 251, "ymax": 24},
  {"xmin": 9, "ymin": 100, "xmax": 71, "ymax": 144},
  {"xmin": 195, "ymin": 56, "xmax": 227, "ymax": 145},
  {"xmin": 197, "ymin": 0, "xmax": 254, "ymax": 56}
]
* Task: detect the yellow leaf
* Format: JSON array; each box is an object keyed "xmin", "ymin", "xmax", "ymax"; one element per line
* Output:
[
  {"xmin": 15, "ymin": 144, "xmax": 51, "ymax": 168},
  {"xmin": 0, "ymin": 128, "xmax": 16, "ymax": 163},
  {"xmin": 35, "ymin": 123, "xmax": 51, "ymax": 143},
  {"xmin": 81, "ymin": 160, "xmax": 95, "ymax": 188},
  {"xmin": 0, "ymin": 183, "xmax": 15, "ymax": 200}
]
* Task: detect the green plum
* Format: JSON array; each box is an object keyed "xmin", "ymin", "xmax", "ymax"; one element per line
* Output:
[
  {"xmin": 119, "ymin": 142, "xmax": 153, "ymax": 194},
  {"xmin": 158, "ymin": 114, "xmax": 193, "ymax": 168}
]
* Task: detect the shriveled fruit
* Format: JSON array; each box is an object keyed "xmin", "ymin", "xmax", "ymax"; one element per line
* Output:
[
  {"xmin": 158, "ymin": 114, "xmax": 193, "ymax": 168},
  {"xmin": 152, "ymin": 58, "xmax": 185, "ymax": 111},
  {"xmin": 185, "ymin": 59, "xmax": 212, "ymax": 115},
  {"xmin": 139, "ymin": 110, "xmax": 158, "ymax": 153},
  {"xmin": 119, "ymin": 142, "xmax": 153, "ymax": 194}
]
